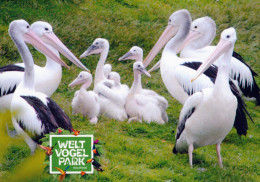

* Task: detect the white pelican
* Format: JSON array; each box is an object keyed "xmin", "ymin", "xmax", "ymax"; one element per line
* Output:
[
  {"xmin": 69, "ymin": 71, "xmax": 100, "ymax": 124},
  {"xmin": 126, "ymin": 62, "xmax": 168, "ymax": 124},
  {"xmin": 107, "ymin": 71, "xmax": 129, "ymax": 96},
  {"xmin": 0, "ymin": 21, "xmax": 89, "ymax": 112},
  {"xmin": 143, "ymin": 9, "xmax": 252, "ymax": 136},
  {"xmin": 173, "ymin": 28, "xmax": 238, "ymax": 168},
  {"xmin": 120, "ymin": 46, "xmax": 169, "ymax": 100},
  {"xmin": 80, "ymin": 38, "xmax": 128, "ymax": 121},
  {"xmin": 9, "ymin": 20, "xmax": 73, "ymax": 154},
  {"xmin": 103, "ymin": 64, "xmax": 112, "ymax": 78},
  {"xmin": 120, "ymin": 46, "xmax": 168, "ymax": 123},
  {"xmin": 179, "ymin": 17, "xmax": 260, "ymax": 104}
]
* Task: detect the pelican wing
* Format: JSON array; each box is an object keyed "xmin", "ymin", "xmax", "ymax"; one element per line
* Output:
[
  {"xmin": 0, "ymin": 64, "xmax": 25, "ymax": 97},
  {"xmin": 46, "ymin": 98, "xmax": 73, "ymax": 132},
  {"xmin": 21, "ymin": 96, "xmax": 58, "ymax": 135},
  {"xmin": 175, "ymin": 63, "xmax": 215, "ymax": 95},
  {"xmin": 176, "ymin": 91, "xmax": 203, "ymax": 140}
]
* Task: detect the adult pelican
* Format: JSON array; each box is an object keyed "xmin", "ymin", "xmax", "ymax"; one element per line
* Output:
[
  {"xmin": 80, "ymin": 38, "xmax": 128, "ymax": 121},
  {"xmin": 173, "ymin": 28, "xmax": 238, "ymax": 168},
  {"xmin": 9, "ymin": 20, "xmax": 73, "ymax": 154},
  {"xmin": 0, "ymin": 21, "xmax": 89, "ymax": 112},
  {"xmin": 120, "ymin": 47, "xmax": 168, "ymax": 123},
  {"xmin": 144, "ymin": 9, "xmax": 252, "ymax": 135},
  {"xmin": 179, "ymin": 17, "xmax": 260, "ymax": 104},
  {"xmin": 69, "ymin": 71, "xmax": 100, "ymax": 124}
]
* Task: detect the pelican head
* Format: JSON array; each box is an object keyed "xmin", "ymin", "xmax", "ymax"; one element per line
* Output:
[
  {"xmin": 103, "ymin": 64, "xmax": 112, "ymax": 78},
  {"xmin": 69, "ymin": 71, "xmax": 93, "ymax": 87},
  {"xmin": 118, "ymin": 46, "xmax": 143, "ymax": 62},
  {"xmin": 9, "ymin": 20, "xmax": 68, "ymax": 68},
  {"xmin": 133, "ymin": 62, "xmax": 151, "ymax": 77},
  {"xmin": 192, "ymin": 27, "xmax": 236, "ymax": 82},
  {"xmin": 80, "ymin": 38, "xmax": 109, "ymax": 58},
  {"xmin": 143, "ymin": 9, "xmax": 191, "ymax": 67},
  {"xmin": 177, "ymin": 16, "xmax": 216, "ymax": 52},
  {"xmin": 30, "ymin": 21, "xmax": 89, "ymax": 72},
  {"xmin": 108, "ymin": 71, "xmax": 121, "ymax": 85}
]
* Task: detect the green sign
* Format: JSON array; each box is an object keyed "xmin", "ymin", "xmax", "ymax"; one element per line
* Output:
[{"xmin": 50, "ymin": 135, "xmax": 93, "ymax": 174}]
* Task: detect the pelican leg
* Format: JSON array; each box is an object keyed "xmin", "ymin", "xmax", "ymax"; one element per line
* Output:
[
  {"xmin": 216, "ymin": 143, "xmax": 223, "ymax": 168},
  {"xmin": 128, "ymin": 116, "xmax": 142, "ymax": 123},
  {"xmin": 90, "ymin": 117, "xmax": 98, "ymax": 124},
  {"xmin": 188, "ymin": 144, "xmax": 194, "ymax": 167}
]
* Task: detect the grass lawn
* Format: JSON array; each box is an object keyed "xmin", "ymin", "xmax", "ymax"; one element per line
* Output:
[{"xmin": 0, "ymin": 0, "xmax": 259, "ymax": 181}]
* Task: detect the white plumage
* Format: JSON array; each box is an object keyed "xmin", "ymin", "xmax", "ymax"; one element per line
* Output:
[
  {"xmin": 144, "ymin": 9, "xmax": 215, "ymax": 105},
  {"xmin": 69, "ymin": 71, "xmax": 100, "ymax": 124},
  {"xmin": 119, "ymin": 46, "xmax": 168, "ymax": 123},
  {"xmin": 0, "ymin": 21, "xmax": 88, "ymax": 113},
  {"xmin": 9, "ymin": 20, "xmax": 73, "ymax": 154},
  {"xmin": 173, "ymin": 28, "xmax": 238, "ymax": 168},
  {"xmin": 80, "ymin": 38, "xmax": 128, "ymax": 121},
  {"xmin": 179, "ymin": 17, "xmax": 259, "ymax": 103}
]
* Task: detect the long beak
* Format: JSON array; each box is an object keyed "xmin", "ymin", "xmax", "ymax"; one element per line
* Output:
[
  {"xmin": 42, "ymin": 32, "xmax": 89, "ymax": 72},
  {"xmin": 139, "ymin": 67, "xmax": 151, "ymax": 77},
  {"xmin": 176, "ymin": 30, "xmax": 203, "ymax": 53},
  {"xmin": 69, "ymin": 77, "xmax": 86, "ymax": 87},
  {"xmin": 80, "ymin": 45, "xmax": 98, "ymax": 59},
  {"xmin": 23, "ymin": 30, "xmax": 69, "ymax": 69},
  {"xmin": 118, "ymin": 52, "xmax": 133, "ymax": 61},
  {"xmin": 148, "ymin": 60, "xmax": 161, "ymax": 73},
  {"xmin": 143, "ymin": 25, "xmax": 177, "ymax": 68},
  {"xmin": 191, "ymin": 39, "xmax": 232, "ymax": 82}
]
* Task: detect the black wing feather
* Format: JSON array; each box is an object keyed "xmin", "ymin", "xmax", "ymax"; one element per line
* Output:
[
  {"xmin": 21, "ymin": 96, "xmax": 58, "ymax": 142},
  {"xmin": 0, "ymin": 64, "xmax": 24, "ymax": 73},
  {"xmin": 173, "ymin": 107, "xmax": 195, "ymax": 154},
  {"xmin": 46, "ymin": 98, "xmax": 73, "ymax": 132}
]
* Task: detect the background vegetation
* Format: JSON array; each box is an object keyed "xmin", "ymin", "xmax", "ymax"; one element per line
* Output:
[{"xmin": 0, "ymin": 0, "xmax": 259, "ymax": 181}]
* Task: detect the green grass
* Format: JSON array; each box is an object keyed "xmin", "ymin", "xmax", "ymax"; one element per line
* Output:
[{"xmin": 0, "ymin": 0, "xmax": 259, "ymax": 181}]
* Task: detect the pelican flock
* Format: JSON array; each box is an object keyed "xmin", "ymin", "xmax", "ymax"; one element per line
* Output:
[
  {"xmin": 1, "ymin": 7, "xmax": 258, "ymax": 170},
  {"xmin": 8, "ymin": 20, "xmax": 73, "ymax": 154}
]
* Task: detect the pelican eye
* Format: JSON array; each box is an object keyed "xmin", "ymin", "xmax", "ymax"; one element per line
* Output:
[
  {"xmin": 138, "ymin": 65, "xmax": 141, "ymax": 67},
  {"xmin": 194, "ymin": 26, "xmax": 197, "ymax": 29},
  {"xmin": 96, "ymin": 42, "xmax": 98, "ymax": 45},
  {"xmin": 45, "ymin": 27, "xmax": 49, "ymax": 31},
  {"xmin": 79, "ymin": 75, "xmax": 82, "ymax": 77},
  {"xmin": 226, "ymin": 35, "xmax": 230, "ymax": 38},
  {"xmin": 26, "ymin": 25, "xmax": 29, "ymax": 29}
]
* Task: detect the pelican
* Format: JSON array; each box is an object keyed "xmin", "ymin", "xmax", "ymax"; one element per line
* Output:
[
  {"xmin": 9, "ymin": 20, "xmax": 73, "ymax": 154},
  {"xmin": 173, "ymin": 28, "xmax": 238, "ymax": 168},
  {"xmin": 107, "ymin": 71, "xmax": 129, "ymax": 96},
  {"xmin": 179, "ymin": 17, "xmax": 260, "ymax": 104},
  {"xmin": 120, "ymin": 47, "xmax": 168, "ymax": 123},
  {"xmin": 80, "ymin": 38, "xmax": 128, "ymax": 121},
  {"xmin": 126, "ymin": 62, "xmax": 168, "ymax": 124},
  {"xmin": 143, "ymin": 9, "xmax": 252, "ymax": 136},
  {"xmin": 103, "ymin": 64, "xmax": 112, "ymax": 78},
  {"xmin": 0, "ymin": 21, "xmax": 89, "ymax": 112},
  {"xmin": 120, "ymin": 46, "xmax": 169, "ymax": 99},
  {"xmin": 69, "ymin": 71, "xmax": 100, "ymax": 124}
]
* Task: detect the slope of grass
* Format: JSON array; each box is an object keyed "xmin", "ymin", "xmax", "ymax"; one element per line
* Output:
[{"xmin": 0, "ymin": 0, "xmax": 259, "ymax": 181}]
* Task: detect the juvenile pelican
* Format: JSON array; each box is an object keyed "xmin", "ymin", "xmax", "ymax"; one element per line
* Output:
[
  {"xmin": 173, "ymin": 28, "xmax": 238, "ymax": 168},
  {"xmin": 103, "ymin": 64, "xmax": 112, "ymax": 78},
  {"xmin": 69, "ymin": 71, "xmax": 100, "ymax": 124},
  {"xmin": 0, "ymin": 21, "xmax": 89, "ymax": 112},
  {"xmin": 144, "ymin": 9, "xmax": 252, "ymax": 136},
  {"xmin": 179, "ymin": 17, "xmax": 260, "ymax": 104},
  {"xmin": 80, "ymin": 38, "xmax": 128, "ymax": 121},
  {"xmin": 126, "ymin": 62, "xmax": 168, "ymax": 124},
  {"xmin": 9, "ymin": 20, "xmax": 73, "ymax": 154}
]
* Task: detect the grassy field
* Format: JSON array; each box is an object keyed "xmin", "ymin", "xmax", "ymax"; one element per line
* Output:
[{"xmin": 0, "ymin": 0, "xmax": 259, "ymax": 181}]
